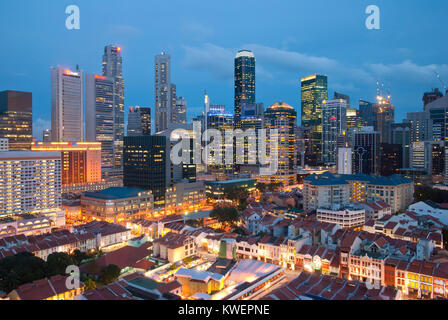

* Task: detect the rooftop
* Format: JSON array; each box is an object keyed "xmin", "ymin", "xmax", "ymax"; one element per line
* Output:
[{"xmin": 83, "ymin": 187, "xmax": 148, "ymax": 200}]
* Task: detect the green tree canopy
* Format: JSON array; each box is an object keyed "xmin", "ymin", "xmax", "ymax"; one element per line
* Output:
[
  {"xmin": 210, "ymin": 204, "xmax": 240, "ymax": 227},
  {"xmin": 99, "ymin": 264, "xmax": 121, "ymax": 285},
  {"xmin": 45, "ymin": 252, "xmax": 74, "ymax": 277}
]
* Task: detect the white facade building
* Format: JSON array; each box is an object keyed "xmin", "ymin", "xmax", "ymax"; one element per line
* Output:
[
  {"xmin": 317, "ymin": 205, "xmax": 365, "ymax": 229},
  {"xmin": 337, "ymin": 147, "xmax": 352, "ymax": 174},
  {"xmin": 0, "ymin": 138, "xmax": 8, "ymax": 151},
  {"xmin": 51, "ymin": 66, "xmax": 83, "ymax": 142}
]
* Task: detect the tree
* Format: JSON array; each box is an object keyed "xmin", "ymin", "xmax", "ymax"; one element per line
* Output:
[
  {"xmin": 267, "ymin": 182, "xmax": 283, "ymax": 192},
  {"xmin": 45, "ymin": 252, "xmax": 74, "ymax": 277},
  {"xmin": 210, "ymin": 205, "xmax": 240, "ymax": 228},
  {"xmin": 0, "ymin": 252, "xmax": 47, "ymax": 293},
  {"xmin": 183, "ymin": 256, "xmax": 194, "ymax": 265},
  {"xmin": 84, "ymin": 278, "xmax": 97, "ymax": 291},
  {"xmin": 99, "ymin": 264, "xmax": 121, "ymax": 285},
  {"xmin": 256, "ymin": 183, "xmax": 267, "ymax": 193},
  {"xmin": 71, "ymin": 250, "xmax": 89, "ymax": 266}
]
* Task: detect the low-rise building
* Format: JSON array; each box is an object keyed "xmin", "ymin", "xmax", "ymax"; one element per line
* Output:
[
  {"xmin": 8, "ymin": 275, "xmax": 85, "ymax": 300},
  {"xmin": 153, "ymin": 232, "xmax": 196, "ymax": 263},
  {"xmin": 316, "ymin": 205, "xmax": 365, "ymax": 229},
  {"xmin": 81, "ymin": 187, "xmax": 153, "ymax": 224}
]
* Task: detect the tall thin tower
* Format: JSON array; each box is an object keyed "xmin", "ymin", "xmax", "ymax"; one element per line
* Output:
[
  {"xmin": 102, "ymin": 45, "xmax": 125, "ymax": 180},
  {"xmin": 234, "ymin": 50, "xmax": 255, "ymax": 128},
  {"xmin": 155, "ymin": 52, "xmax": 177, "ymax": 133}
]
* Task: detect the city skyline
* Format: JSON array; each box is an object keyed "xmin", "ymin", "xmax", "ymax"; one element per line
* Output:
[{"xmin": 1, "ymin": 1, "xmax": 448, "ymax": 139}]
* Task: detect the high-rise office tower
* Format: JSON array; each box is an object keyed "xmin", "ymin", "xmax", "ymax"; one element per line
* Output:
[
  {"xmin": 240, "ymin": 103, "xmax": 264, "ymax": 166},
  {"xmin": 155, "ymin": 52, "xmax": 177, "ymax": 133},
  {"xmin": 405, "ymin": 111, "xmax": 432, "ymax": 143},
  {"xmin": 51, "ymin": 67, "xmax": 83, "ymax": 142},
  {"xmin": 322, "ymin": 99, "xmax": 347, "ymax": 165},
  {"xmin": 411, "ymin": 141, "xmax": 445, "ymax": 176},
  {"xmin": 262, "ymin": 102, "xmax": 297, "ymax": 186},
  {"xmin": 352, "ymin": 126, "xmax": 380, "ymax": 175},
  {"xmin": 0, "ymin": 90, "xmax": 32, "ymax": 150},
  {"xmin": 206, "ymin": 110, "xmax": 235, "ymax": 179},
  {"xmin": 423, "ymin": 88, "xmax": 443, "ymax": 111},
  {"xmin": 301, "ymin": 74, "xmax": 328, "ymax": 166},
  {"xmin": 127, "ymin": 106, "xmax": 151, "ymax": 136},
  {"xmin": 334, "ymin": 92, "xmax": 350, "ymax": 106},
  {"xmin": 173, "ymin": 97, "xmax": 187, "ymax": 124},
  {"xmin": 373, "ymin": 95, "xmax": 395, "ymax": 144},
  {"xmin": 346, "ymin": 108, "xmax": 364, "ymax": 130},
  {"xmin": 85, "ymin": 74, "xmax": 115, "ymax": 180},
  {"xmin": 155, "ymin": 124, "xmax": 196, "ymax": 185},
  {"xmin": 123, "ymin": 136, "xmax": 167, "ymax": 208},
  {"xmin": 43, "ymin": 129, "xmax": 52, "ymax": 142},
  {"xmin": 426, "ymin": 95, "xmax": 448, "ymax": 143},
  {"xmin": 391, "ymin": 123, "xmax": 411, "ymax": 168},
  {"xmin": 380, "ymin": 143, "xmax": 403, "ymax": 176},
  {"xmin": 234, "ymin": 50, "xmax": 255, "ymax": 128},
  {"xmin": 102, "ymin": 45, "xmax": 125, "ymax": 178},
  {"xmin": 359, "ymin": 100, "xmax": 375, "ymax": 127}
]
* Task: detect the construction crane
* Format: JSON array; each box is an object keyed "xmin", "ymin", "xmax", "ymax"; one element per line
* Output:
[{"xmin": 435, "ymin": 72, "xmax": 447, "ymax": 93}]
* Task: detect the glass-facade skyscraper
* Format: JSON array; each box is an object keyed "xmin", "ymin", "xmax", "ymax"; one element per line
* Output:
[
  {"xmin": 262, "ymin": 102, "xmax": 297, "ymax": 186},
  {"xmin": 301, "ymin": 74, "xmax": 328, "ymax": 166},
  {"xmin": 85, "ymin": 74, "xmax": 115, "ymax": 179},
  {"xmin": 102, "ymin": 45, "xmax": 125, "ymax": 180},
  {"xmin": 234, "ymin": 50, "xmax": 255, "ymax": 128},
  {"xmin": 0, "ymin": 90, "xmax": 32, "ymax": 150},
  {"xmin": 155, "ymin": 52, "xmax": 177, "ymax": 133},
  {"xmin": 322, "ymin": 99, "xmax": 347, "ymax": 165},
  {"xmin": 127, "ymin": 106, "xmax": 151, "ymax": 136}
]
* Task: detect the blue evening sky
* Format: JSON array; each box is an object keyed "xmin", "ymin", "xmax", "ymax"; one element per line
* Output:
[{"xmin": 0, "ymin": 0, "xmax": 447, "ymax": 138}]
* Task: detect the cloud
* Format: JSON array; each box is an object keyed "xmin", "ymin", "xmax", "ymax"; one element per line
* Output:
[
  {"xmin": 181, "ymin": 21, "xmax": 214, "ymax": 41},
  {"xmin": 33, "ymin": 118, "xmax": 50, "ymax": 140},
  {"xmin": 109, "ymin": 25, "xmax": 141, "ymax": 37},
  {"xmin": 182, "ymin": 43, "xmax": 234, "ymax": 80},
  {"xmin": 366, "ymin": 60, "xmax": 448, "ymax": 84},
  {"xmin": 181, "ymin": 43, "xmax": 448, "ymax": 93}
]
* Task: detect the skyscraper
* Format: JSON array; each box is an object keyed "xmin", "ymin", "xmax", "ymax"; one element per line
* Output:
[
  {"xmin": 352, "ymin": 127, "xmax": 380, "ymax": 175},
  {"xmin": 301, "ymin": 74, "xmax": 328, "ymax": 166},
  {"xmin": 0, "ymin": 90, "xmax": 32, "ymax": 150},
  {"xmin": 359, "ymin": 100, "xmax": 375, "ymax": 127},
  {"xmin": 123, "ymin": 136, "xmax": 167, "ymax": 208},
  {"xmin": 51, "ymin": 66, "xmax": 83, "ymax": 142},
  {"xmin": 405, "ymin": 111, "xmax": 432, "ymax": 143},
  {"xmin": 102, "ymin": 45, "xmax": 125, "ymax": 178},
  {"xmin": 234, "ymin": 50, "xmax": 255, "ymax": 128},
  {"xmin": 127, "ymin": 106, "xmax": 151, "ymax": 136},
  {"xmin": 423, "ymin": 88, "xmax": 443, "ymax": 111},
  {"xmin": 373, "ymin": 95, "xmax": 395, "ymax": 144},
  {"xmin": 85, "ymin": 74, "xmax": 115, "ymax": 180},
  {"xmin": 391, "ymin": 123, "xmax": 411, "ymax": 168},
  {"xmin": 206, "ymin": 110, "xmax": 235, "ymax": 179},
  {"xmin": 322, "ymin": 99, "xmax": 347, "ymax": 165},
  {"xmin": 173, "ymin": 97, "xmax": 187, "ymax": 124},
  {"xmin": 380, "ymin": 143, "xmax": 403, "ymax": 176},
  {"xmin": 155, "ymin": 52, "xmax": 177, "ymax": 133},
  {"xmin": 261, "ymin": 102, "xmax": 297, "ymax": 186}
]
